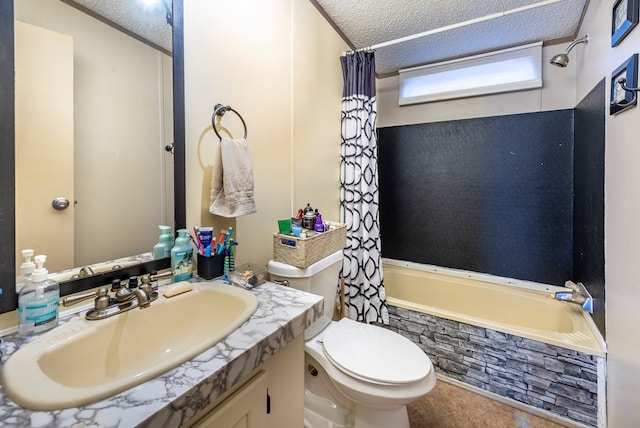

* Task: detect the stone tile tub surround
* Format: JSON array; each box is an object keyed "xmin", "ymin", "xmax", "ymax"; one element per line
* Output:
[
  {"xmin": 0, "ymin": 280, "xmax": 323, "ymax": 427},
  {"xmin": 381, "ymin": 261, "xmax": 605, "ymax": 428}
]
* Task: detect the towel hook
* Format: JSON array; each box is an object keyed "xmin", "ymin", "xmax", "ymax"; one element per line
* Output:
[
  {"xmin": 611, "ymin": 77, "xmax": 640, "ymax": 107},
  {"xmin": 212, "ymin": 103, "xmax": 248, "ymax": 140}
]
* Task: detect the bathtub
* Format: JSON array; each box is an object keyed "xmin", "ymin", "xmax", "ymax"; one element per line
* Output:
[{"xmin": 382, "ymin": 260, "xmax": 605, "ymax": 358}]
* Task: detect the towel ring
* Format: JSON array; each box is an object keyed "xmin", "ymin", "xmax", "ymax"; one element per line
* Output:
[{"xmin": 212, "ymin": 103, "xmax": 248, "ymax": 140}]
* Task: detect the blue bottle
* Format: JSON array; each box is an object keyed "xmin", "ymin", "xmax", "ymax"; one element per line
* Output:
[{"xmin": 18, "ymin": 255, "xmax": 59, "ymax": 336}]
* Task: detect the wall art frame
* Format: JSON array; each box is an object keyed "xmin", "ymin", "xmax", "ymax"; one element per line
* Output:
[
  {"xmin": 610, "ymin": 53, "xmax": 639, "ymax": 115},
  {"xmin": 612, "ymin": 0, "xmax": 639, "ymax": 47}
]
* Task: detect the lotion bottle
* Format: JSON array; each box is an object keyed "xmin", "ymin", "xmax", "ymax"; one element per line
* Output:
[
  {"xmin": 18, "ymin": 255, "xmax": 60, "ymax": 336},
  {"xmin": 153, "ymin": 225, "xmax": 174, "ymax": 259},
  {"xmin": 171, "ymin": 229, "xmax": 193, "ymax": 282}
]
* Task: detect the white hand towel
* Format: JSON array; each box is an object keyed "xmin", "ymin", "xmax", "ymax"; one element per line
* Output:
[{"xmin": 209, "ymin": 137, "xmax": 257, "ymax": 217}]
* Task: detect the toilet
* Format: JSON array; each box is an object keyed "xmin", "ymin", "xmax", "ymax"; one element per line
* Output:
[{"xmin": 268, "ymin": 251, "xmax": 436, "ymax": 428}]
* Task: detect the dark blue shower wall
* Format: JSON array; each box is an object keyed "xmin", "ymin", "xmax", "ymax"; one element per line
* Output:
[
  {"xmin": 378, "ymin": 110, "xmax": 574, "ymax": 286},
  {"xmin": 574, "ymin": 79, "xmax": 605, "ymax": 336}
]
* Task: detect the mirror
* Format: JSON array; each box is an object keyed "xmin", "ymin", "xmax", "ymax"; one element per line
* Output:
[
  {"xmin": 0, "ymin": 0, "xmax": 186, "ymax": 313},
  {"xmin": 15, "ymin": 0, "xmax": 173, "ymax": 276}
]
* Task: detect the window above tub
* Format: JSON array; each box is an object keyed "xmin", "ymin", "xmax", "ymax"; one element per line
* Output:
[{"xmin": 398, "ymin": 42, "xmax": 543, "ymax": 105}]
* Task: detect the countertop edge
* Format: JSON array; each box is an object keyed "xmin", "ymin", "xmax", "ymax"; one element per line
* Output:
[
  {"xmin": 139, "ymin": 283, "xmax": 324, "ymax": 427},
  {"xmin": 0, "ymin": 280, "xmax": 324, "ymax": 428}
]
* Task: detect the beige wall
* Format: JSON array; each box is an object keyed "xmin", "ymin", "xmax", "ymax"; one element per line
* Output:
[
  {"xmin": 184, "ymin": 0, "xmax": 347, "ymax": 266},
  {"xmin": 183, "ymin": 0, "xmax": 640, "ymax": 424},
  {"xmin": 577, "ymin": 2, "xmax": 640, "ymax": 426}
]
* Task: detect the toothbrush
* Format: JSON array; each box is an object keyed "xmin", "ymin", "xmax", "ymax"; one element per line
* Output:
[
  {"xmin": 223, "ymin": 248, "xmax": 230, "ymax": 281},
  {"xmin": 228, "ymin": 239, "xmax": 236, "ymax": 272},
  {"xmin": 188, "ymin": 234, "xmax": 203, "ymax": 255},
  {"xmin": 192, "ymin": 227, "xmax": 205, "ymax": 255},
  {"xmin": 222, "ymin": 227, "xmax": 234, "ymax": 250}
]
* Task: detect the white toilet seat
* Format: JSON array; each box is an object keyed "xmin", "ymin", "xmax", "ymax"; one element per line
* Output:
[
  {"xmin": 305, "ymin": 320, "xmax": 436, "ymax": 412},
  {"xmin": 322, "ymin": 318, "xmax": 431, "ymax": 385}
]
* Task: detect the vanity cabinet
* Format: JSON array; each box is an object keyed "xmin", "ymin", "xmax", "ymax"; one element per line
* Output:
[
  {"xmin": 191, "ymin": 371, "xmax": 267, "ymax": 428},
  {"xmin": 186, "ymin": 334, "xmax": 304, "ymax": 428}
]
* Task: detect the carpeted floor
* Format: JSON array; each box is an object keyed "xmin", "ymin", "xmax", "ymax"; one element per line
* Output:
[{"xmin": 407, "ymin": 378, "xmax": 574, "ymax": 428}]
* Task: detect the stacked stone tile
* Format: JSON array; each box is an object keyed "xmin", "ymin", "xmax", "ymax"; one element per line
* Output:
[{"xmin": 385, "ymin": 305, "xmax": 599, "ymax": 427}]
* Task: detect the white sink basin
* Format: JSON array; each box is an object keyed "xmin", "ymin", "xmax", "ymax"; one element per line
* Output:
[{"xmin": 3, "ymin": 282, "xmax": 258, "ymax": 410}]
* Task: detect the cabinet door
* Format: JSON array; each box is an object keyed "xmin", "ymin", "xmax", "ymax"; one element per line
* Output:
[{"xmin": 192, "ymin": 371, "xmax": 268, "ymax": 428}]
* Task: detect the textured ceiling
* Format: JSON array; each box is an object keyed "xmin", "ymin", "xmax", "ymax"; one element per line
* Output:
[
  {"xmin": 64, "ymin": 0, "xmax": 172, "ymax": 53},
  {"xmin": 314, "ymin": 0, "xmax": 589, "ymax": 75}
]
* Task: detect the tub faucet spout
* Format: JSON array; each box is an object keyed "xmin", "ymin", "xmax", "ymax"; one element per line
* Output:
[{"xmin": 554, "ymin": 281, "xmax": 593, "ymax": 314}]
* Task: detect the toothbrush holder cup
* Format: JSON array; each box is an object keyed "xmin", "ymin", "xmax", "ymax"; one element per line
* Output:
[{"xmin": 197, "ymin": 253, "xmax": 225, "ymax": 280}]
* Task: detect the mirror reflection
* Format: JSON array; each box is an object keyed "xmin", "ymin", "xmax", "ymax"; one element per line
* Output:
[{"xmin": 14, "ymin": 0, "xmax": 174, "ymax": 275}]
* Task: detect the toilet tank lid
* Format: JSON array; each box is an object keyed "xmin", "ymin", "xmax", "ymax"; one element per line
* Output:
[{"xmin": 268, "ymin": 250, "xmax": 343, "ymax": 278}]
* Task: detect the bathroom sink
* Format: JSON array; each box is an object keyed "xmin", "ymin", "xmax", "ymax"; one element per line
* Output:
[{"xmin": 3, "ymin": 281, "xmax": 258, "ymax": 410}]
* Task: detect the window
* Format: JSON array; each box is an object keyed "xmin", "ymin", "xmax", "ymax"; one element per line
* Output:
[{"xmin": 399, "ymin": 42, "xmax": 542, "ymax": 105}]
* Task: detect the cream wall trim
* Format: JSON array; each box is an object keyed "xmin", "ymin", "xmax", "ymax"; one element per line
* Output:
[{"xmin": 184, "ymin": 0, "xmax": 347, "ymax": 267}]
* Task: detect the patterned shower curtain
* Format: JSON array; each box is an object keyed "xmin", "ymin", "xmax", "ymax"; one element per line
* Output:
[{"xmin": 339, "ymin": 51, "xmax": 389, "ymax": 324}]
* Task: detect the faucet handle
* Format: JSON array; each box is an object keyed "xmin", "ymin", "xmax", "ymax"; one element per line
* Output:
[
  {"xmin": 62, "ymin": 290, "xmax": 98, "ymax": 307},
  {"xmin": 564, "ymin": 280, "xmax": 580, "ymax": 291},
  {"xmin": 556, "ymin": 282, "xmax": 594, "ymax": 314},
  {"xmin": 140, "ymin": 275, "xmax": 153, "ymax": 295},
  {"xmin": 95, "ymin": 287, "xmax": 111, "ymax": 310}
]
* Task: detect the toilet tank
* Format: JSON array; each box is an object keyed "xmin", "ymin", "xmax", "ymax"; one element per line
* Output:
[{"xmin": 268, "ymin": 250, "xmax": 343, "ymax": 339}]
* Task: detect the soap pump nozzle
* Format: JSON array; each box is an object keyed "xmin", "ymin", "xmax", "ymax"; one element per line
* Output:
[
  {"xmin": 19, "ymin": 249, "xmax": 36, "ymax": 277},
  {"xmin": 32, "ymin": 255, "xmax": 49, "ymax": 283}
]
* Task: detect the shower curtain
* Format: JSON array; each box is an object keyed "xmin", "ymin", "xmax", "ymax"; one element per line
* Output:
[{"xmin": 339, "ymin": 51, "xmax": 389, "ymax": 324}]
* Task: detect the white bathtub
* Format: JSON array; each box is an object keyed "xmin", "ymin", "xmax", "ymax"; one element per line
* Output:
[{"xmin": 382, "ymin": 260, "xmax": 605, "ymax": 357}]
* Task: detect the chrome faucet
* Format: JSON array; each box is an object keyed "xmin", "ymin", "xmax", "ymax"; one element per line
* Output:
[
  {"xmin": 133, "ymin": 288, "xmax": 151, "ymax": 309},
  {"xmin": 61, "ymin": 277, "xmax": 159, "ymax": 320},
  {"xmin": 69, "ymin": 265, "xmax": 96, "ymax": 279},
  {"xmin": 554, "ymin": 280, "xmax": 593, "ymax": 313}
]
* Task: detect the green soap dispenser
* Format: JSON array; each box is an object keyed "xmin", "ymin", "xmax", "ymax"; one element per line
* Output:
[
  {"xmin": 153, "ymin": 225, "xmax": 174, "ymax": 259},
  {"xmin": 171, "ymin": 229, "xmax": 193, "ymax": 282}
]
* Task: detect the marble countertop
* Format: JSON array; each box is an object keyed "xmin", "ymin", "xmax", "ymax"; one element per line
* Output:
[{"xmin": 0, "ymin": 279, "xmax": 323, "ymax": 427}]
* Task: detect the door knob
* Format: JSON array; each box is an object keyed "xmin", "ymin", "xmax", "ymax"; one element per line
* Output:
[{"xmin": 52, "ymin": 197, "xmax": 70, "ymax": 210}]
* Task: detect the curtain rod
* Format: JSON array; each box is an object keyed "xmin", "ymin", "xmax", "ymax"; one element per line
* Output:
[{"xmin": 345, "ymin": 0, "xmax": 564, "ymax": 54}]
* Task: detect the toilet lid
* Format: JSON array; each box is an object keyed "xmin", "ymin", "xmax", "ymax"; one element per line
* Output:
[{"xmin": 321, "ymin": 318, "xmax": 430, "ymax": 384}]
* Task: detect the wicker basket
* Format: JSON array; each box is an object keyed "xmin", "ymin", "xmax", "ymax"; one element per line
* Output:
[{"xmin": 273, "ymin": 222, "xmax": 346, "ymax": 268}]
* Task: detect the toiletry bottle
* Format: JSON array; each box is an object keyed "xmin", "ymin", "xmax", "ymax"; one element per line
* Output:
[
  {"xmin": 153, "ymin": 225, "xmax": 174, "ymax": 259},
  {"xmin": 315, "ymin": 213, "xmax": 325, "ymax": 233},
  {"xmin": 303, "ymin": 203, "xmax": 316, "ymax": 230},
  {"xmin": 17, "ymin": 249, "xmax": 36, "ymax": 294},
  {"xmin": 303, "ymin": 203, "xmax": 314, "ymax": 214},
  {"xmin": 18, "ymin": 255, "xmax": 60, "ymax": 336},
  {"xmin": 149, "ymin": 270, "xmax": 159, "ymax": 292},
  {"xmin": 171, "ymin": 228, "xmax": 193, "ymax": 282}
]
